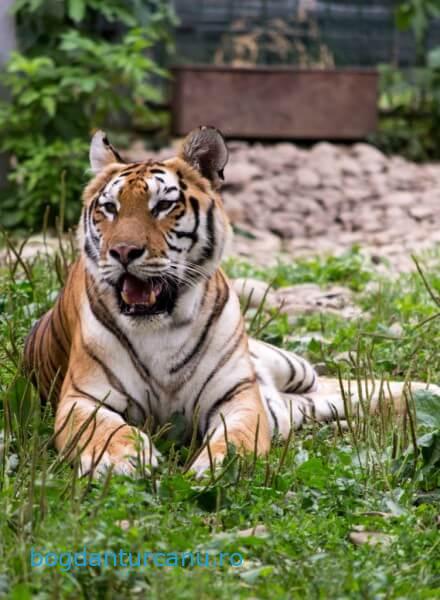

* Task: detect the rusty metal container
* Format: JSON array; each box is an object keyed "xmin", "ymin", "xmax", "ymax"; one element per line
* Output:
[{"xmin": 172, "ymin": 65, "xmax": 378, "ymax": 140}]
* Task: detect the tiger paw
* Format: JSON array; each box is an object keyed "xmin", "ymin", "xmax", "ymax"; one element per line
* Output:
[
  {"xmin": 188, "ymin": 449, "xmax": 225, "ymax": 479},
  {"xmin": 78, "ymin": 427, "xmax": 160, "ymax": 478}
]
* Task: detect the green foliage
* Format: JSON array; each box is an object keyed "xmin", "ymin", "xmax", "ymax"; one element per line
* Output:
[
  {"xmin": 374, "ymin": 1, "xmax": 440, "ymax": 160},
  {"xmin": 0, "ymin": 0, "xmax": 176, "ymax": 230},
  {"xmin": 224, "ymin": 246, "xmax": 372, "ymax": 292},
  {"xmin": 374, "ymin": 57, "xmax": 440, "ymax": 161},
  {"xmin": 393, "ymin": 390, "xmax": 440, "ymax": 491},
  {"xmin": 395, "ymin": 0, "xmax": 440, "ymax": 65}
]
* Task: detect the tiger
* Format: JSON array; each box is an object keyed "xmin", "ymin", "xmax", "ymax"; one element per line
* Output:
[{"xmin": 23, "ymin": 126, "xmax": 439, "ymax": 478}]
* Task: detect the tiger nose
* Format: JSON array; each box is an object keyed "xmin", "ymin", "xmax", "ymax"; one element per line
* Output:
[{"xmin": 109, "ymin": 244, "xmax": 145, "ymax": 265}]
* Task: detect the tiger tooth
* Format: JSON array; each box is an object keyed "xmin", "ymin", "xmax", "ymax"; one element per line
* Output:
[
  {"xmin": 121, "ymin": 291, "xmax": 130, "ymax": 304},
  {"xmin": 148, "ymin": 291, "xmax": 156, "ymax": 305}
]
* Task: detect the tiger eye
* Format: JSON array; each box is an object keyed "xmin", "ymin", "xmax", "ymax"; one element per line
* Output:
[
  {"xmin": 155, "ymin": 200, "xmax": 172, "ymax": 212},
  {"xmin": 103, "ymin": 202, "xmax": 117, "ymax": 214}
]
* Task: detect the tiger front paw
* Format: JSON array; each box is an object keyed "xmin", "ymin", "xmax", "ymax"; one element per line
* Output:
[
  {"xmin": 188, "ymin": 447, "xmax": 226, "ymax": 479},
  {"xmin": 78, "ymin": 426, "xmax": 160, "ymax": 478}
]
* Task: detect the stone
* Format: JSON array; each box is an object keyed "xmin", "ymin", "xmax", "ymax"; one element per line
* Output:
[
  {"xmin": 274, "ymin": 284, "xmax": 356, "ymax": 318},
  {"xmin": 222, "ymin": 196, "xmax": 245, "ymax": 223},
  {"xmin": 339, "ymin": 156, "xmax": 363, "ymax": 176},
  {"xmin": 349, "ymin": 531, "xmax": 396, "ymax": 547},
  {"xmin": 295, "ymin": 167, "xmax": 321, "ymax": 188},
  {"xmin": 352, "ymin": 143, "xmax": 386, "ymax": 165},
  {"xmin": 409, "ymin": 206, "xmax": 434, "ymax": 220},
  {"xmin": 228, "ymin": 225, "xmax": 282, "ymax": 265},
  {"xmin": 236, "ymin": 525, "xmax": 268, "ymax": 538},
  {"xmin": 267, "ymin": 213, "xmax": 305, "ymax": 238},
  {"xmin": 223, "ymin": 162, "xmax": 261, "ymax": 190},
  {"xmin": 385, "ymin": 191, "xmax": 414, "ymax": 207},
  {"xmin": 309, "ymin": 141, "xmax": 342, "ymax": 160},
  {"xmin": 274, "ymin": 143, "xmax": 307, "ymax": 167},
  {"xmin": 232, "ymin": 278, "xmax": 278, "ymax": 309},
  {"xmin": 344, "ymin": 185, "xmax": 373, "ymax": 203}
]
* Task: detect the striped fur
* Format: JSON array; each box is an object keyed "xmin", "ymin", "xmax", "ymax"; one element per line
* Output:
[{"xmin": 23, "ymin": 127, "xmax": 440, "ymax": 477}]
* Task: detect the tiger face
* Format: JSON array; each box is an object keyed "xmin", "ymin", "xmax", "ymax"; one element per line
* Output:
[{"xmin": 79, "ymin": 127, "xmax": 230, "ymax": 323}]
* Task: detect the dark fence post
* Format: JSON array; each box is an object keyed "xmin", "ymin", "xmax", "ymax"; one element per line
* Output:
[{"xmin": 0, "ymin": 0, "xmax": 16, "ymax": 188}]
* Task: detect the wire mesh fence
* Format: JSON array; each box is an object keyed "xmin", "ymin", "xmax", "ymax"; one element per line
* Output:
[{"xmin": 172, "ymin": 0, "xmax": 440, "ymax": 67}]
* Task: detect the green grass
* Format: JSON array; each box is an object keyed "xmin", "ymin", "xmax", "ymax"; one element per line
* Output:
[{"xmin": 1, "ymin": 242, "xmax": 440, "ymax": 599}]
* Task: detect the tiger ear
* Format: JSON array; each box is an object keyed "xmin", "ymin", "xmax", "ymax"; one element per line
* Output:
[
  {"xmin": 89, "ymin": 130, "xmax": 124, "ymax": 174},
  {"xmin": 180, "ymin": 126, "xmax": 229, "ymax": 189}
]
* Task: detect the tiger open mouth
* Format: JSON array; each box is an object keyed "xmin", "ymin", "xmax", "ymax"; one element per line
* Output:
[{"xmin": 116, "ymin": 274, "xmax": 177, "ymax": 317}]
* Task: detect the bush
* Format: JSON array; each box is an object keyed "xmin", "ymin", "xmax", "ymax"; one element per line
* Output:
[
  {"xmin": 0, "ymin": 0, "xmax": 176, "ymax": 231},
  {"xmin": 374, "ymin": 57, "xmax": 440, "ymax": 162},
  {"xmin": 373, "ymin": 1, "xmax": 440, "ymax": 161}
]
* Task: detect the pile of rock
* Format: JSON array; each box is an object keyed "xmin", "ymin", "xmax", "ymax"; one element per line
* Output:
[
  {"xmin": 232, "ymin": 277, "xmax": 362, "ymax": 321},
  {"xmin": 220, "ymin": 141, "xmax": 440, "ymax": 269},
  {"xmin": 125, "ymin": 139, "xmax": 440, "ymax": 270}
]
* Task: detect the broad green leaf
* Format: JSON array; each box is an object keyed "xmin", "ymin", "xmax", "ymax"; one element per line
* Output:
[
  {"xmin": 296, "ymin": 457, "xmax": 329, "ymax": 490},
  {"xmin": 418, "ymin": 431, "xmax": 440, "ymax": 467},
  {"xmin": 10, "ymin": 583, "xmax": 32, "ymax": 600},
  {"xmin": 68, "ymin": 0, "xmax": 86, "ymax": 23},
  {"xmin": 428, "ymin": 47, "xmax": 440, "ymax": 69},
  {"xmin": 42, "ymin": 96, "xmax": 56, "ymax": 117},
  {"xmin": 414, "ymin": 390, "xmax": 440, "ymax": 428}
]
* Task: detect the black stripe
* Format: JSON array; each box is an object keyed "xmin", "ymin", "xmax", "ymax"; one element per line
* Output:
[
  {"xmin": 85, "ymin": 275, "xmax": 151, "ymax": 382},
  {"xmin": 37, "ymin": 312, "xmax": 58, "ymax": 383},
  {"xmin": 170, "ymin": 279, "xmax": 229, "ymax": 374},
  {"xmin": 80, "ymin": 331, "xmax": 147, "ymax": 422},
  {"xmin": 188, "ymin": 196, "xmax": 200, "ymax": 250},
  {"xmin": 191, "ymin": 323, "xmax": 245, "ymax": 412},
  {"xmin": 54, "ymin": 290, "xmax": 70, "ymax": 348},
  {"xmin": 24, "ymin": 315, "xmax": 42, "ymax": 371},
  {"xmin": 88, "ymin": 199, "xmax": 100, "ymax": 249},
  {"xmin": 166, "ymin": 241, "xmax": 183, "ymax": 253},
  {"xmin": 85, "ymin": 274, "xmax": 163, "ymax": 403},
  {"xmin": 49, "ymin": 309, "xmax": 67, "ymax": 356},
  {"xmin": 70, "ymin": 380, "xmax": 124, "ymax": 417},
  {"xmin": 286, "ymin": 360, "xmax": 307, "ymax": 393},
  {"xmin": 265, "ymin": 396, "xmax": 279, "ymax": 435},
  {"xmin": 302, "ymin": 395, "xmax": 317, "ymax": 420},
  {"xmin": 203, "ymin": 378, "xmax": 256, "ymax": 435},
  {"xmin": 83, "ymin": 200, "xmax": 100, "ymax": 262},
  {"xmin": 196, "ymin": 199, "xmax": 215, "ymax": 265},
  {"xmin": 170, "ymin": 228, "xmax": 197, "ymax": 241},
  {"xmin": 168, "ymin": 195, "xmax": 199, "ymax": 250},
  {"xmin": 261, "ymin": 342, "xmax": 297, "ymax": 388},
  {"xmin": 84, "ymin": 238, "xmax": 98, "ymax": 263},
  {"xmin": 119, "ymin": 166, "xmax": 137, "ymax": 177}
]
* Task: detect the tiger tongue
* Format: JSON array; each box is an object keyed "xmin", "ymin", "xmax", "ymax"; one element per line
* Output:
[{"xmin": 121, "ymin": 275, "xmax": 160, "ymax": 306}]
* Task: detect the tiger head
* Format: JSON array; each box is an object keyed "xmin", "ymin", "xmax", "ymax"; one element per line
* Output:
[{"xmin": 80, "ymin": 126, "xmax": 230, "ymax": 322}]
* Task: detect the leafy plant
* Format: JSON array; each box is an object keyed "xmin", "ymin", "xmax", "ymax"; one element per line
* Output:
[
  {"xmin": 0, "ymin": 0, "xmax": 176, "ymax": 230},
  {"xmin": 374, "ymin": 1, "xmax": 440, "ymax": 160},
  {"xmin": 224, "ymin": 246, "xmax": 373, "ymax": 291},
  {"xmin": 395, "ymin": 0, "xmax": 440, "ymax": 66}
]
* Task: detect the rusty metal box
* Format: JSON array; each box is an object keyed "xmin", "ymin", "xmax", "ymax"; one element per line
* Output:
[{"xmin": 171, "ymin": 66, "xmax": 378, "ymax": 139}]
